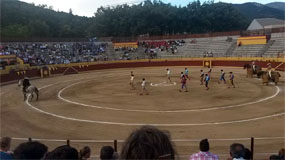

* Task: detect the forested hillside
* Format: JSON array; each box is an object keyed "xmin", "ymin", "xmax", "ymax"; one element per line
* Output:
[
  {"xmin": 1, "ymin": 0, "xmax": 92, "ymax": 38},
  {"xmin": 1, "ymin": 0, "xmax": 284, "ymax": 38}
]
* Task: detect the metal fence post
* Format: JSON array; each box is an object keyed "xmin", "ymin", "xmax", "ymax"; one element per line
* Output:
[
  {"xmin": 114, "ymin": 139, "xmax": 117, "ymax": 152},
  {"xmin": 251, "ymin": 137, "xmax": 254, "ymax": 160}
]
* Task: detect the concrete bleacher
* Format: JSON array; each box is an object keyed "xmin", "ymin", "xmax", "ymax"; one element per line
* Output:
[
  {"xmin": 264, "ymin": 32, "xmax": 285, "ymax": 58},
  {"xmin": 179, "ymin": 37, "xmax": 236, "ymax": 57},
  {"xmin": 156, "ymin": 33, "xmax": 284, "ymax": 58},
  {"xmin": 232, "ymin": 44, "xmax": 266, "ymax": 57},
  {"xmin": 156, "ymin": 36, "xmax": 238, "ymax": 58}
]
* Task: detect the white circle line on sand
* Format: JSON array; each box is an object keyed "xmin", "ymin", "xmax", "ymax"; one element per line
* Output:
[
  {"xmin": 5, "ymin": 136, "xmax": 285, "ymax": 143},
  {"xmin": 25, "ymin": 72, "xmax": 284, "ymax": 126},
  {"xmin": 57, "ymin": 80, "xmax": 281, "ymax": 113},
  {"xmin": 26, "ymin": 90, "xmax": 285, "ymax": 126},
  {"xmin": 150, "ymin": 81, "xmax": 177, "ymax": 86}
]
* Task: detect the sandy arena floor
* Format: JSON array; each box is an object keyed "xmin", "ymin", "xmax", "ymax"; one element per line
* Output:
[{"xmin": 1, "ymin": 66, "xmax": 284, "ymax": 159}]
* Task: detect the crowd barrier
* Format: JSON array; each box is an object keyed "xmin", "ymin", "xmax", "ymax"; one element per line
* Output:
[
  {"xmin": 5, "ymin": 136, "xmax": 285, "ymax": 160},
  {"xmin": 1, "ymin": 57, "xmax": 284, "ymax": 84}
]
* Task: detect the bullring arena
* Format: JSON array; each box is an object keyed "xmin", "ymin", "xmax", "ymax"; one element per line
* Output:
[{"xmin": 1, "ymin": 58, "xmax": 284, "ymax": 159}]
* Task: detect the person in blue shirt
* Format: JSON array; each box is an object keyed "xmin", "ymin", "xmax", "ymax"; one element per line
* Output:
[
  {"xmin": 218, "ymin": 69, "xmax": 226, "ymax": 84},
  {"xmin": 204, "ymin": 74, "xmax": 210, "ymax": 90},
  {"xmin": 0, "ymin": 137, "xmax": 13, "ymax": 160},
  {"xmin": 184, "ymin": 68, "xmax": 189, "ymax": 79}
]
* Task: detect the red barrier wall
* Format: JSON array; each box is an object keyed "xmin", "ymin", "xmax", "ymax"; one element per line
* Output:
[
  {"xmin": 1, "ymin": 60, "xmax": 283, "ymax": 84},
  {"xmin": 212, "ymin": 61, "xmax": 280, "ymax": 68}
]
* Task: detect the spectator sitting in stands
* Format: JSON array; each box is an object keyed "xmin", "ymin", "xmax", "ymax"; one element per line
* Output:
[
  {"xmin": 120, "ymin": 125, "xmax": 176, "ymax": 160},
  {"xmin": 226, "ymin": 37, "xmax": 233, "ymax": 42},
  {"xmin": 190, "ymin": 39, "xmax": 197, "ymax": 44},
  {"xmin": 79, "ymin": 146, "xmax": 91, "ymax": 160},
  {"xmin": 45, "ymin": 145, "xmax": 78, "ymax": 159},
  {"xmin": 189, "ymin": 139, "xmax": 219, "ymax": 160},
  {"xmin": 13, "ymin": 141, "xmax": 48, "ymax": 159},
  {"xmin": 238, "ymin": 42, "xmax": 242, "ymax": 47},
  {"xmin": 230, "ymin": 143, "xmax": 245, "ymax": 160},
  {"xmin": 0, "ymin": 137, "xmax": 13, "ymax": 159},
  {"xmin": 100, "ymin": 146, "xmax": 117, "ymax": 160},
  {"xmin": 209, "ymin": 51, "xmax": 214, "ymax": 57}
]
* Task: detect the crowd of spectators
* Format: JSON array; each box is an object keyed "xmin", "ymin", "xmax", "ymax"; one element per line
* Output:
[
  {"xmin": 204, "ymin": 51, "xmax": 214, "ymax": 57},
  {"xmin": 114, "ymin": 47, "xmax": 138, "ymax": 60},
  {"xmin": 0, "ymin": 42, "xmax": 108, "ymax": 66},
  {"xmin": 1, "ymin": 125, "xmax": 283, "ymax": 160},
  {"xmin": 140, "ymin": 40, "xmax": 185, "ymax": 58}
]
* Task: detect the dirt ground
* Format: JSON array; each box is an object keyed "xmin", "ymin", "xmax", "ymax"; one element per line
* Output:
[{"xmin": 1, "ymin": 66, "xmax": 284, "ymax": 159}]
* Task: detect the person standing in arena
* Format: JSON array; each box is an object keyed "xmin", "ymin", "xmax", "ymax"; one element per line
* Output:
[
  {"xmin": 267, "ymin": 63, "xmax": 272, "ymax": 79},
  {"xmin": 200, "ymin": 70, "xmax": 204, "ymax": 85},
  {"xmin": 204, "ymin": 74, "xmax": 210, "ymax": 90},
  {"xmin": 252, "ymin": 61, "xmax": 256, "ymax": 72},
  {"xmin": 228, "ymin": 72, "xmax": 235, "ymax": 88},
  {"xmin": 208, "ymin": 67, "xmax": 212, "ymax": 78},
  {"xmin": 130, "ymin": 71, "xmax": 135, "ymax": 90},
  {"xmin": 180, "ymin": 72, "xmax": 184, "ymax": 79},
  {"xmin": 179, "ymin": 74, "xmax": 188, "ymax": 92},
  {"xmin": 218, "ymin": 70, "xmax": 226, "ymax": 84},
  {"xmin": 166, "ymin": 68, "xmax": 171, "ymax": 83},
  {"xmin": 140, "ymin": 78, "xmax": 149, "ymax": 95},
  {"xmin": 184, "ymin": 68, "xmax": 189, "ymax": 79}
]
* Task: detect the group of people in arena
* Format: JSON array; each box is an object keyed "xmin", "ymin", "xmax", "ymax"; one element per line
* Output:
[
  {"xmin": 130, "ymin": 67, "xmax": 236, "ymax": 95},
  {"xmin": 1, "ymin": 126, "xmax": 284, "ymax": 159}
]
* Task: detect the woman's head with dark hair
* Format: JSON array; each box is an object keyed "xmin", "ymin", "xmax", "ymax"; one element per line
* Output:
[
  {"xmin": 230, "ymin": 143, "xmax": 245, "ymax": 159},
  {"xmin": 14, "ymin": 141, "xmax": 48, "ymax": 159},
  {"xmin": 120, "ymin": 125, "xmax": 176, "ymax": 160},
  {"xmin": 45, "ymin": 145, "xmax": 78, "ymax": 160},
  {"xmin": 199, "ymin": 139, "xmax": 209, "ymax": 152}
]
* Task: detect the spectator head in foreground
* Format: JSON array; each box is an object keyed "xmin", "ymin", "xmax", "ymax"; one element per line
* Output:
[
  {"xmin": 0, "ymin": 137, "xmax": 13, "ymax": 159},
  {"xmin": 80, "ymin": 146, "xmax": 91, "ymax": 160},
  {"xmin": 13, "ymin": 141, "xmax": 48, "ymax": 159},
  {"xmin": 120, "ymin": 125, "xmax": 176, "ymax": 159},
  {"xmin": 269, "ymin": 148, "xmax": 285, "ymax": 160},
  {"xmin": 189, "ymin": 139, "xmax": 218, "ymax": 160},
  {"xmin": 200, "ymin": 139, "xmax": 209, "ymax": 152},
  {"xmin": 100, "ymin": 146, "xmax": 114, "ymax": 160},
  {"xmin": 45, "ymin": 145, "xmax": 78, "ymax": 159},
  {"xmin": 279, "ymin": 148, "xmax": 285, "ymax": 159},
  {"xmin": 0, "ymin": 137, "xmax": 11, "ymax": 152},
  {"xmin": 269, "ymin": 155, "xmax": 282, "ymax": 160},
  {"xmin": 230, "ymin": 143, "xmax": 245, "ymax": 160}
]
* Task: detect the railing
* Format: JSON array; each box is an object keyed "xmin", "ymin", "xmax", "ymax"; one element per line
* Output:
[{"xmin": 6, "ymin": 136, "xmax": 285, "ymax": 160}]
